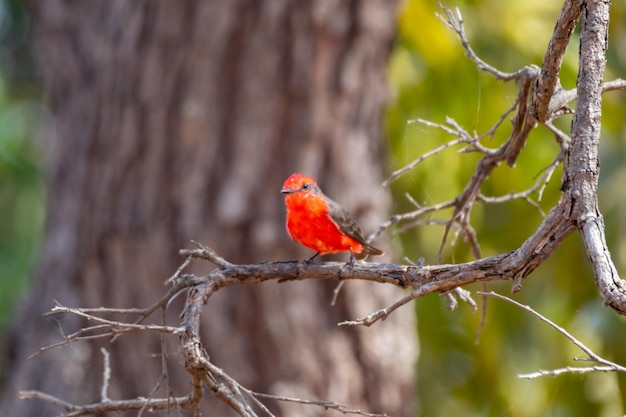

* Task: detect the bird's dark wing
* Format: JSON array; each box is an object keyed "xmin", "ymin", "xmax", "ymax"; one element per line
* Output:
[
  {"xmin": 324, "ymin": 196, "xmax": 384, "ymax": 259},
  {"xmin": 324, "ymin": 197, "xmax": 366, "ymax": 242}
]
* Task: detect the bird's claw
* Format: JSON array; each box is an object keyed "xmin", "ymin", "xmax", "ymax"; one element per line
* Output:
[
  {"xmin": 304, "ymin": 252, "xmax": 320, "ymax": 266},
  {"xmin": 344, "ymin": 251, "xmax": 355, "ymax": 270}
]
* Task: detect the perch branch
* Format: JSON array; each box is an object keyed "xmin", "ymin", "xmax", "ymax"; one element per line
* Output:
[{"xmin": 22, "ymin": 198, "xmax": 582, "ymax": 415}]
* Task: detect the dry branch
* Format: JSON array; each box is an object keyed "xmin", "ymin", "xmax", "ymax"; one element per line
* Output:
[
  {"xmin": 565, "ymin": 0, "xmax": 626, "ymax": 314},
  {"xmin": 14, "ymin": 221, "xmax": 572, "ymax": 415},
  {"xmin": 380, "ymin": 3, "xmax": 626, "ymax": 313},
  {"xmin": 18, "ymin": 390, "xmax": 194, "ymax": 417},
  {"xmin": 532, "ymin": 0, "xmax": 584, "ymax": 122},
  {"xmin": 481, "ymin": 291, "xmax": 626, "ymax": 378}
]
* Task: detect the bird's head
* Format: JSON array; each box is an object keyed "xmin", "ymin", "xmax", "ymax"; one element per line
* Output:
[{"xmin": 281, "ymin": 173, "xmax": 322, "ymax": 196}]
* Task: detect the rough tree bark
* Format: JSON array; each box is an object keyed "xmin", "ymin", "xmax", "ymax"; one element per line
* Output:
[{"xmin": 0, "ymin": 1, "xmax": 416, "ymax": 416}]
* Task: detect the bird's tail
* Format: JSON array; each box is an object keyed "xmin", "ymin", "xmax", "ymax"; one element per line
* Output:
[{"xmin": 355, "ymin": 242, "xmax": 384, "ymax": 260}]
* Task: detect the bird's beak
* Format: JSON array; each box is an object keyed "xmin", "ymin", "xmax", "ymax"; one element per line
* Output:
[{"xmin": 281, "ymin": 189, "xmax": 295, "ymax": 194}]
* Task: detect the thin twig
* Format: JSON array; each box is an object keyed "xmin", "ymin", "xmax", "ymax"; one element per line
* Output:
[
  {"xmin": 330, "ymin": 281, "xmax": 346, "ymax": 306},
  {"xmin": 384, "ymin": 117, "xmax": 496, "ymax": 186},
  {"xmin": 138, "ymin": 307, "xmax": 172, "ymax": 417},
  {"xmin": 252, "ymin": 392, "xmax": 388, "ymax": 417},
  {"xmin": 371, "ymin": 199, "xmax": 456, "ymax": 240},
  {"xmin": 519, "ymin": 365, "xmax": 621, "ymax": 379},
  {"xmin": 478, "ymin": 291, "xmax": 626, "ymax": 378},
  {"xmin": 166, "ymin": 254, "xmax": 193, "ymax": 284},
  {"xmin": 100, "ymin": 348, "xmax": 111, "ymax": 402},
  {"xmin": 18, "ymin": 390, "xmax": 194, "ymax": 417},
  {"xmin": 436, "ymin": 5, "xmax": 539, "ymax": 81},
  {"xmin": 182, "ymin": 240, "xmax": 233, "ymax": 268},
  {"xmin": 49, "ymin": 304, "xmax": 183, "ymax": 334},
  {"xmin": 339, "ymin": 290, "xmax": 421, "ymax": 327},
  {"xmin": 29, "ymin": 329, "xmax": 133, "ymax": 360},
  {"xmin": 19, "ymin": 391, "xmax": 76, "ymax": 411}
]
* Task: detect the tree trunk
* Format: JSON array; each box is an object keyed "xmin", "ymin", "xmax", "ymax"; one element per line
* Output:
[{"xmin": 1, "ymin": 1, "xmax": 416, "ymax": 416}]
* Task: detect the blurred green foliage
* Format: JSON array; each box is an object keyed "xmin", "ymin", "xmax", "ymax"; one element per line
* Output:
[
  {"xmin": 0, "ymin": 0, "xmax": 44, "ymax": 329},
  {"xmin": 387, "ymin": 0, "xmax": 626, "ymax": 416}
]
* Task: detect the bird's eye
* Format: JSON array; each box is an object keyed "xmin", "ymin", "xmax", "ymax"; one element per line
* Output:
[{"xmin": 302, "ymin": 184, "xmax": 310, "ymax": 190}]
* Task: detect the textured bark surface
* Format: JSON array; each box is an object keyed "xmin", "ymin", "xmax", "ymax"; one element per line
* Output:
[
  {"xmin": 566, "ymin": 0, "xmax": 626, "ymax": 314},
  {"xmin": 0, "ymin": 1, "xmax": 417, "ymax": 416}
]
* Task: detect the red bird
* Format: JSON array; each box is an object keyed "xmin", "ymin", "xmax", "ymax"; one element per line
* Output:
[{"xmin": 281, "ymin": 173, "xmax": 383, "ymax": 263}]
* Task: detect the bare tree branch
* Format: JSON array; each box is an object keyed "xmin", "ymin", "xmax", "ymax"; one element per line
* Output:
[
  {"xmin": 477, "ymin": 147, "xmax": 564, "ymax": 209},
  {"xmin": 532, "ymin": 0, "xmax": 584, "ymax": 122},
  {"xmin": 565, "ymin": 0, "xmax": 626, "ymax": 314},
  {"xmin": 480, "ymin": 291, "xmax": 626, "ymax": 378},
  {"xmin": 519, "ymin": 366, "xmax": 623, "ymax": 379},
  {"xmin": 435, "ymin": 6, "xmax": 539, "ymax": 82},
  {"xmin": 381, "ymin": 3, "xmax": 626, "ymax": 313},
  {"xmin": 18, "ymin": 390, "xmax": 194, "ymax": 417},
  {"xmin": 548, "ymin": 79, "xmax": 626, "ymax": 117},
  {"xmin": 46, "ymin": 303, "xmax": 183, "ymax": 335},
  {"xmin": 251, "ymin": 392, "xmax": 387, "ymax": 417},
  {"xmin": 100, "ymin": 348, "xmax": 111, "ymax": 402}
]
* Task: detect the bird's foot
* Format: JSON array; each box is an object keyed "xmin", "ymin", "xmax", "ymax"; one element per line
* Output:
[
  {"xmin": 304, "ymin": 252, "xmax": 320, "ymax": 266},
  {"xmin": 344, "ymin": 250, "xmax": 355, "ymax": 270}
]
